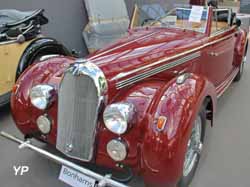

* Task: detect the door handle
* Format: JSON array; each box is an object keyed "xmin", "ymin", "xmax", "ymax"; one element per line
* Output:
[{"xmin": 209, "ymin": 52, "xmax": 219, "ymax": 57}]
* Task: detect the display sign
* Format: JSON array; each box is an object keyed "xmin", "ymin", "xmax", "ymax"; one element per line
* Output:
[
  {"xmin": 59, "ymin": 166, "xmax": 96, "ymax": 187},
  {"xmin": 189, "ymin": 5, "xmax": 204, "ymax": 23}
]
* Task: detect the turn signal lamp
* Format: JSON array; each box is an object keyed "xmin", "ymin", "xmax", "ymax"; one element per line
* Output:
[{"xmin": 157, "ymin": 116, "xmax": 167, "ymax": 131}]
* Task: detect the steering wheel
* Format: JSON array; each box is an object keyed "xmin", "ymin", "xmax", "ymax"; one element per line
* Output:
[{"xmin": 141, "ymin": 18, "xmax": 156, "ymax": 26}]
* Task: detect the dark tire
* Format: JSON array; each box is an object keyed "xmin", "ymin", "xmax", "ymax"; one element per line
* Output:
[
  {"xmin": 16, "ymin": 46, "xmax": 65, "ymax": 80},
  {"xmin": 178, "ymin": 106, "xmax": 206, "ymax": 187},
  {"xmin": 16, "ymin": 38, "xmax": 71, "ymax": 80},
  {"xmin": 234, "ymin": 42, "xmax": 248, "ymax": 82}
]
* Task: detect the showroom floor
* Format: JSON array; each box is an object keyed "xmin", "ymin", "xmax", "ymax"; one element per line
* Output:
[{"xmin": 1, "ymin": 51, "xmax": 250, "ymax": 187}]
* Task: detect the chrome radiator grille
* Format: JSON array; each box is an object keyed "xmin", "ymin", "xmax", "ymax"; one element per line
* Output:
[{"xmin": 56, "ymin": 71, "xmax": 99, "ymax": 161}]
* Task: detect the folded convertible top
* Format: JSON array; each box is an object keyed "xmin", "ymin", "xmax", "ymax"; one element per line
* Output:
[{"xmin": 0, "ymin": 9, "xmax": 47, "ymax": 27}]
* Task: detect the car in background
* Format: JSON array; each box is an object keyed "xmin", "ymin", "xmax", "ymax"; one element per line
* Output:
[
  {"xmin": 2, "ymin": 5, "xmax": 248, "ymax": 187},
  {"xmin": 0, "ymin": 9, "xmax": 70, "ymax": 106}
]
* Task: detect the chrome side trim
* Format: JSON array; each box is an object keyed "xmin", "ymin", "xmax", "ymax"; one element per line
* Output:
[
  {"xmin": 207, "ymin": 32, "xmax": 234, "ymax": 45},
  {"xmin": 216, "ymin": 68, "xmax": 239, "ymax": 98},
  {"xmin": 0, "ymin": 131, "xmax": 130, "ymax": 187},
  {"xmin": 116, "ymin": 51, "xmax": 201, "ymax": 89},
  {"xmin": 113, "ymin": 33, "xmax": 234, "ymax": 89}
]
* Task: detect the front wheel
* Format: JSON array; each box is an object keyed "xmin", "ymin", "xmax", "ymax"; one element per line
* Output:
[{"xmin": 178, "ymin": 107, "xmax": 206, "ymax": 187}]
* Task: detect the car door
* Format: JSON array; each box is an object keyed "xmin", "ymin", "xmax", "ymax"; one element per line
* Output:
[
  {"xmin": 202, "ymin": 9, "xmax": 236, "ymax": 87},
  {"xmin": 0, "ymin": 43, "xmax": 12, "ymax": 95},
  {"xmin": 0, "ymin": 41, "xmax": 31, "ymax": 95}
]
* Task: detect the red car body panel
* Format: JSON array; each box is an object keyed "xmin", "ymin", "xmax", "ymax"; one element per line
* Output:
[{"xmin": 11, "ymin": 7, "xmax": 248, "ymax": 187}]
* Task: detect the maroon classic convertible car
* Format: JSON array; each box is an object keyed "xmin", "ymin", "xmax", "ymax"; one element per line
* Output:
[{"xmin": 1, "ymin": 5, "xmax": 248, "ymax": 187}]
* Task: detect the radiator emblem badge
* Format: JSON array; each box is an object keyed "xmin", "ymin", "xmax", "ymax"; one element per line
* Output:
[{"xmin": 65, "ymin": 143, "xmax": 73, "ymax": 153}]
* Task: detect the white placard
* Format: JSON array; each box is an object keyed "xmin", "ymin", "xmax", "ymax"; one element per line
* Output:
[
  {"xmin": 59, "ymin": 166, "xmax": 96, "ymax": 187},
  {"xmin": 189, "ymin": 6, "xmax": 204, "ymax": 23}
]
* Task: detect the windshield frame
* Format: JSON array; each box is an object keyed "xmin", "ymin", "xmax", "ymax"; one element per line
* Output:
[{"xmin": 148, "ymin": 7, "xmax": 210, "ymax": 34}]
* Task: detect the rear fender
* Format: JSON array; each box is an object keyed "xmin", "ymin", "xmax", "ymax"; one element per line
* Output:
[
  {"xmin": 140, "ymin": 74, "xmax": 217, "ymax": 187},
  {"xmin": 234, "ymin": 28, "xmax": 248, "ymax": 66}
]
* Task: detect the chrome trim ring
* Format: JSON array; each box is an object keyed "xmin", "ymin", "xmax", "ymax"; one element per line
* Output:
[
  {"xmin": 39, "ymin": 54, "xmax": 60, "ymax": 61},
  {"xmin": 183, "ymin": 115, "xmax": 203, "ymax": 177}
]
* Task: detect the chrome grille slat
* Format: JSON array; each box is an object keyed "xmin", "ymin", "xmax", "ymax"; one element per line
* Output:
[{"xmin": 57, "ymin": 72, "xmax": 99, "ymax": 161}]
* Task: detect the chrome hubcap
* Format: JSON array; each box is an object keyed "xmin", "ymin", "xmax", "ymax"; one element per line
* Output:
[
  {"xmin": 241, "ymin": 55, "xmax": 247, "ymax": 73},
  {"xmin": 244, "ymin": 56, "xmax": 247, "ymax": 63},
  {"xmin": 183, "ymin": 115, "xmax": 203, "ymax": 177}
]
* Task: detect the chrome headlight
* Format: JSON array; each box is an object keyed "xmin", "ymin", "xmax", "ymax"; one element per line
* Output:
[
  {"xmin": 107, "ymin": 139, "xmax": 127, "ymax": 161},
  {"xmin": 103, "ymin": 102, "xmax": 136, "ymax": 135},
  {"xmin": 30, "ymin": 85, "xmax": 54, "ymax": 110}
]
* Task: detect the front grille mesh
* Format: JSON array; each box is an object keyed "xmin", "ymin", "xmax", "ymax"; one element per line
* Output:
[{"xmin": 56, "ymin": 72, "xmax": 99, "ymax": 161}]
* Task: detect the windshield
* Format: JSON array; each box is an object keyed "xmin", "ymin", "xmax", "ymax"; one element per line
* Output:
[{"xmin": 132, "ymin": 5, "xmax": 209, "ymax": 33}]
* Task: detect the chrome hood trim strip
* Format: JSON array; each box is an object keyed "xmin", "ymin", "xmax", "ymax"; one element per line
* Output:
[
  {"xmin": 112, "ymin": 33, "xmax": 234, "ymax": 83},
  {"xmin": 116, "ymin": 51, "xmax": 201, "ymax": 89}
]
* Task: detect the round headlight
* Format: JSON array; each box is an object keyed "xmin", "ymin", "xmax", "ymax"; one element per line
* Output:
[
  {"xmin": 37, "ymin": 115, "xmax": 52, "ymax": 134},
  {"xmin": 107, "ymin": 139, "xmax": 127, "ymax": 161},
  {"xmin": 103, "ymin": 103, "xmax": 136, "ymax": 135},
  {"xmin": 30, "ymin": 85, "xmax": 54, "ymax": 110}
]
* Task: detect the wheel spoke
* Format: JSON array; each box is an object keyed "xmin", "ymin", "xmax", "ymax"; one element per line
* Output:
[
  {"xmin": 193, "ymin": 142, "xmax": 203, "ymax": 155},
  {"xmin": 183, "ymin": 115, "xmax": 203, "ymax": 177}
]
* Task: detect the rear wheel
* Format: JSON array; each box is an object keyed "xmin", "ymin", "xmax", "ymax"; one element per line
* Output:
[
  {"xmin": 178, "ymin": 107, "xmax": 206, "ymax": 187},
  {"xmin": 234, "ymin": 54, "xmax": 247, "ymax": 82},
  {"xmin": 235, "ymin": 42, "xmax": 248, "ymax": 82}
]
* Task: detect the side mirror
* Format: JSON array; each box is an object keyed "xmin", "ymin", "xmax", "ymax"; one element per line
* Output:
[{"xmin": 236, "ymin": 18, "xmax": 241, "ymax": 27}]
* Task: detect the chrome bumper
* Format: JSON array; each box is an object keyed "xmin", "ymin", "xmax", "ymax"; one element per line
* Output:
[{"xmin": 0, "ymin": 131, "xmax": 130, "ymax": 187}]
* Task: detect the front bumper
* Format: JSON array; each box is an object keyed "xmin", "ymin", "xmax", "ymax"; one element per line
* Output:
[{"xmin": 0, "ymin": 131, "xmax": 131, "ymax": 187}]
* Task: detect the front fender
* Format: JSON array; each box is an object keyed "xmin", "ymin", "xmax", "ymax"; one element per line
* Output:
[
  {"xmin": 96, "ymin": 81, "xmax": 166, "ymax": 172},
  {"xmin": 140, "ymin": 74, "xmax": 216, "ymax": 187},
  {"xmin": 11, "ymin": 56, "xmax": 75, "ymax": 143}
]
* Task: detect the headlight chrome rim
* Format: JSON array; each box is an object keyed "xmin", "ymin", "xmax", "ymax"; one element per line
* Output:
[
  {"xmin": 103, "ymin": 102, "xmax": 136, "ymax": 135},
  {"xmin": 30, "ymin": 84, "xmax": 54, "ymax": 110},
  {"xmin": 107, "ymin": 139, "xmax": 128, "ymax": 162}
]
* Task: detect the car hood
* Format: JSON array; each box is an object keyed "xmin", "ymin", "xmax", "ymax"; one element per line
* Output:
[{"xmin": 88, "ymin": 27, "xmax": 205, "ymax": 81}]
